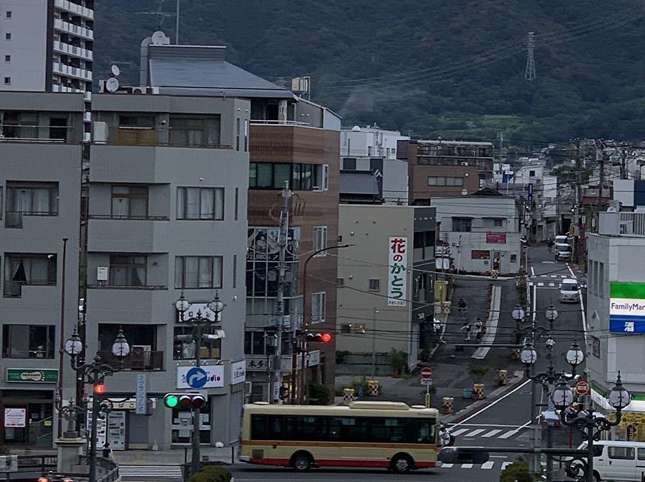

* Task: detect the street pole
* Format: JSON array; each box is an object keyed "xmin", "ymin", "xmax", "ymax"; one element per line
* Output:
[
  {"xmin": 586, "ymin": 409, "xmax": 594, "ymax": 482},
  {"xmin": 191, "ymin": 322, "xmax": 202, "ymax": 477},
  {"xmin": 88, "ymin": 392, "xmax": 99, "ymax": 482},
  {"xmin": 175, "ymin": 0, "xmax": 180, "ymax": 44},
  {"xmin": 371, "ymin": 307, "xmax": 377, "ymax": 378},
  {"xmin": 56, "ymin": 237, "xmax": 68, "ymax": 439},
  {"xmin": 546, "ymin": 420, "xmax": 553, "ymax": 482}
]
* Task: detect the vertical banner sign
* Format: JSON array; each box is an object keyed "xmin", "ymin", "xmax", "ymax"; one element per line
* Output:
[
  {"xmin": 135, "ymin": 373, "xmax": 147, "ymax": 415},
  {"xmin": 388, "ymin": 237, "xmax": 408, "ymax": 306}
]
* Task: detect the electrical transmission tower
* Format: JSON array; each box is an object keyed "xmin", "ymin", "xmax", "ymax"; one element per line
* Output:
[{"xmin": 525, "ymin": 32, "xmax": 536, "ymax": 81}]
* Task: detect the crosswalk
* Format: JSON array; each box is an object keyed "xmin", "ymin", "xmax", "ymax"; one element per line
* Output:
[
  {"xmin": 448, "ymin": 425, "xmax": 528, "ymax": 441},
  {"xmin": 528, "ymin": 273, "xmax": 586, "ymax": 289},
  {"xmin": 440, "ymin": 460, "xmax": 513, "ymax": 471},
  {"xmin": 119, "ymin": 465, "xmax": 184, "ymax": 482}
]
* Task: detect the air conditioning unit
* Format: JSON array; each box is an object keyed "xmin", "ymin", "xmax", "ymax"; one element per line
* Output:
[
  {"xmin": 93, "ymin": 122, "xmax": 108, "ymax": 144},
  {"xmin": 96, "ymin": 266, "xmax": 109, "ymax": 282}
]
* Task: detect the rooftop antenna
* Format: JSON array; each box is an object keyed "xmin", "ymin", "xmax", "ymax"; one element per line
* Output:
[{"xmin": 524, "ymin": 32, "xmax": 536, "ymax": 81}]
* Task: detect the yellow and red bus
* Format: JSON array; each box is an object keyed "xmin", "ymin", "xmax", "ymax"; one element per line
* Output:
[{"xmin": 240, "ymin": 401, "xmax": 440, "ymax": 473}]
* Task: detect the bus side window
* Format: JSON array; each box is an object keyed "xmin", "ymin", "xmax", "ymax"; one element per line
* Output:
[
  {"xmin": 251, "ymin": 415, "xmax": 268, "ymax": 440},
  {"xmin": 416, "ymin": 421, "xmax": 436, "ymax": 443}
]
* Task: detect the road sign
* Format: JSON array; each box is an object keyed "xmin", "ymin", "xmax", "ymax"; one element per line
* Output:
[
  {"xmin": 575, "ymin": 379, "xmax": 590, "ymax": 396},
  {"xmin": 186, "ymin": 367, "xmax": 208, "ymax": 389},
  {"xmin": 421, "ymin": 367, "xmax": 433, "ymax": 386}
]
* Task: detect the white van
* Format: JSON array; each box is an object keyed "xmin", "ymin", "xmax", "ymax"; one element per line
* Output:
[
  {"xmin": 579, "ymin": 440, "xmax": 645, "ymax": 481},
  {"xmin": 559, "ymin": 278, "xmax": 579, "ymax": 303}
]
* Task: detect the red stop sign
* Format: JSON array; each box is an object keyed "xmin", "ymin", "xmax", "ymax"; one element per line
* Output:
[
  {"xmin": 575, "ymin": 379, "xmax": 590, "ymax": 396},
  {"xmin": 421, "ymin": 367, "xmax": 432, "ymax": 380}
]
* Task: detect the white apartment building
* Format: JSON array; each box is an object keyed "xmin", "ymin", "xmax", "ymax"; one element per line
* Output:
[{"xmin": 0, "ymin": 0, "xmax": 93, "ymax": 92}]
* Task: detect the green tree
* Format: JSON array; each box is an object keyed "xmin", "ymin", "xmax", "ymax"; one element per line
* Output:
[{"xmin": 499, "ymin": 459, "xmax": 536, "ymax": 482}]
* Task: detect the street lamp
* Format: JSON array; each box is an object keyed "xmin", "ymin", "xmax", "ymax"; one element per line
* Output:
[
  {"xmin": 512, "ymin": 305, "xmax": 525, "ymax": 323},
  {"xmin": 545, "ymin": 305, "xmax": 559, "ymax": 330},
  {"xmin": 63, "ymin": 328, "xmax": 130, "ymax": 482},
  {"xmin": 520, "ymin": 343, "xmax": 538, "ymax": 366},
  {"xmin": 174, "ymin": 292, "xmax": 226, "ymax": 477},
  {"xmin": 294, "ymin": 243, "xmax": 353, "ymax": 404},
  {"xmin": 553, "ymin": 372, "xmax": 631, "ymax": 482},
  {"xmin": 565, "ymin": 341, "xmax": 584, "ymax": 369}
]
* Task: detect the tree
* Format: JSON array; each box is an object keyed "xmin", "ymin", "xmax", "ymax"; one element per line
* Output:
[{"xmin": 499, "ymin": 459, "xmax": 536, "ymax": 482}]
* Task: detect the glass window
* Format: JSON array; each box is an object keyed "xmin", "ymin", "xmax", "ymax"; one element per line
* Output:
[
  {"xmin": 637, "ymin": 448, "xmax": 645, "ymax": 460},
  {"xmin": 177, "ymin": 187, "xmax": 224, "ymax": 220},
  {"xmin": 301, "ymin": 164, "xmax": 313, "ymax": 190},
  {"xmin": 111, "ymin": 185, "xmax": 148, "ymax": 218},
  {"xmin": 452, "ymin": 217, "xmax": 472, "ymax": 232},
  {"xmin": 292, "ymin": 163, "xmax": 302, "ymax": 190},
  {"xmin": 313, "ymin": 226, "xmax": 328, "ymax": 254},
  {"xmin": 173, "ymin": 326, "xmax": 221, "ymax": 360},
  {"xmin": 369, "ymin": 279, "xmax": 380, "ymax": 291},
  {"xmin": 4, "ymin": 254, "xmax": 56, "ymax": 297},
  {"xmin": 274, "ymin": 164, "xmax": 291, "ymax": 189},
  {"xmin": 175, "ymin": 256, "xmax": 222, "ymax": 289},
  {"xmin": 312, "ymin": 291, "xmax": 326, "ymax": 323},
  {"xmin": 2, "ymin": 325, "xmax": 55, "ymax": 358},
  {"xmin": 169, "ymin": 115, "xmax": 221, "ymax": 147},
  {"xmin": 257, "ymin": 164, "xmax": 273, "ymax": 188},
  {"xmin": 109, "ymin": 255, "xmax": 146, "ymax": 287},
  {"xmin": 119, "ymin": 114, "xmax": 154, "ymax": 128},
  {"xmin": 343, "ymin": 158, "xmax": 357, "ymax": 170},
  {"xmin": 445, "ymin": 177, "xmax": 464, "ymax": 187},
  {"xmin": 6, "ymin": 182, "xmax": 59, "ymax": 227},
  {"xmin": 609, "ymin": 446, "xmax": 634, "ymax": 460},
  {"xmin": 249, "ymin": 163, "xmax": 258, "ymax": 188}
]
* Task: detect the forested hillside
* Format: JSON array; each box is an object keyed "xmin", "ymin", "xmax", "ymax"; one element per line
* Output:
[{"xmin": 96, "ymin": 0, "xmax": 645, "ymax": 146}]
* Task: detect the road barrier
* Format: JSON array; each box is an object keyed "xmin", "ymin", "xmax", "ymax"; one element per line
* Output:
[
  {"xmin": 343, "ymin": 388, "xmax": 356, "ymax": 404},
  {"xmin": 366, "ymin": 379, "xmax": 380, "ymax": 396},
  {"xmin": 498, "ymin": 369, "xmax": 508, "ymax": 386},
  {"xmin": 473, "ymin": 383, "xmax": 485, "ymax": 400},
  {"xmin": 441, "ymin": 397, "xmax": 454, "ymax": 415}
]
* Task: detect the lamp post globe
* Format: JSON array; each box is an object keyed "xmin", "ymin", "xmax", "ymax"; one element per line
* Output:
[
  {"xmin": 207, "ymin": 293, "xmax": 225, "ymax": 315},
  {"xmin": 512, "ymin": 305, "xmax": 525, "ymax": 322},
  {"xmin": 608, "ymin": 372, "xmax": 631, "ymax": 410},
  {"xmin": 175, "ymin": 294, "xmax": 190, "ymax": 313},
  {"xmin": 520, "ymin": 344, "xmax": 538, "ymax": 366},
  {"xmin": 64, "ymin": 330, "xmax": 83, "ymax": 357},
  {"xmin": 545, "ymin": 305, "xmax": 559, "ymax": 322},
  {"xmin": 565, "ymin": 342, "xmax": 584, "ymax": 368},
  {"xmin": 551, "ymin": 379, "xmax": 574, "ymax": 410},
  {"xmin": 111, "ymin": 328, "xmax": 130, "ymax": 358}
]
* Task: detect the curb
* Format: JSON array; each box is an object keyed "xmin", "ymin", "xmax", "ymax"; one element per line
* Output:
[{"xmin": 443, "ymin": 370, "xmax": 525, "ymax": 423}]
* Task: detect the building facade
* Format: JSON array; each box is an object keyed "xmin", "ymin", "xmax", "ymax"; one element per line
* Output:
[
  {"xmin": 431, "ymin": 189, "xmax": 521, "ymax": 275},
  {"xmin": 336, "ymin": 204, "xmax": 435, "ymax": 371},
  {"xmin": 0, "ymin": 0, "xmax": 94, "ymax": 93},
  {"xmin": 588, "ymin": 212, "xmax": 645, "ymax": 439},
  {"xmin": 397, "ymin": 139, "xmax": 494, "ymax": 205},
  {"xmin": 0, "ymin": 92, "xmax": 84, "ymax": 447}
]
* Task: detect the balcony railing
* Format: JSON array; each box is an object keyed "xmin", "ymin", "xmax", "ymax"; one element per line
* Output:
[
  {"xmin": 53, "ymin": 40, "xmax": 93, "ymax": 61},
  {"xmin": 88, "ymin": 283, "xmax": 167, "ymax": 290},
  {"xmin": 52, "ymin": 62, "xmax": 92, "ymax": 81},
  {"xmin": 89, "ymin": 214, "xmax": 169, "ymax": 221},
  {"xmin": 250, "ymin": 119, "xmax": 311, "ymax": 127},
  {"xmin": 112, "ymin": 127, "xmax": 230, "ymax": 149},
  {"xmin": 98, "ymin": 350, "xmax": 164, "ymax": 371},
  {"xmin": 53, "ymin": 18, "xmax": 93, "ymax": 40},
  {"xmin": 5, "ymin": 211, "xmax": 58, "ymax": 228},
  {"xmin": 417, "ymin": 156, "xmax": 493, "ymax": 170},
  {"xmin": 3, "ymin": 280, "xmax": 56, "ymax": 298},
  {"xmin": 54, "ymin": 0, "xmax": 94, "ymax": 20}
]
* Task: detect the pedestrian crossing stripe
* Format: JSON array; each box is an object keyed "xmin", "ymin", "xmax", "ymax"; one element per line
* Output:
[
  {"xmin": 481, "ymin": 429, "xmax": 502, "ymax": 438},
  {"xmin": 481, "ymin": 461, "xmax": 495, "ymax": 469},
  {"xmin": 464, "ymin": 428, "xmax": 486, "ymax": 437},
  {"xmin": 448, "ymin": 426, "xmax": 526, "ymax": 440},
  {"xmin": 450, "ymin": 428, "xmax": 470, "ymax": 436}
]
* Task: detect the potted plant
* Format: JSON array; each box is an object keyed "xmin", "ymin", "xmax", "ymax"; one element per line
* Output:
[{"xmin": 389, "ymin": 349, "xmax": 408, "ymax": 377}]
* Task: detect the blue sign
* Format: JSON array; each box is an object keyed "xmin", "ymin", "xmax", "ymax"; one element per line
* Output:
[
  {"xmin": 609, "ymin": 316, "xmax": 645, "ymax": 334},
  {"xmin": 186, "ymin": 367, "xmax": 208, "ymax": 388}
]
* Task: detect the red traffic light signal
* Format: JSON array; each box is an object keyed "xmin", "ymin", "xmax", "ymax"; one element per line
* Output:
[
  {"xmin": 306, "ymin": 332, "xmax": 333, "ymax": 344},
  {"xmin": 93, "ymin": 383, "xmax": 106, "ymax": 395}
]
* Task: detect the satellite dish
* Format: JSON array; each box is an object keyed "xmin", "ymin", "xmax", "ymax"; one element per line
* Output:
[
  {"xmin": 151, "ymin": 31, "xmax": 170, "ymax": 46},
  {"xmin": 110, "ymin": 64, "xmax": 120, "ymax": 77},
  {"xmin": 105, "ymin": 77, "xmax": 120, "ymax": 93}
]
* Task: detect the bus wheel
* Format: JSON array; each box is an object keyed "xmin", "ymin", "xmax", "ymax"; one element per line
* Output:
[
  {"xmin": 291, "ymin": 451, "xmax": 313, "ymax": 471},
  {"xmin": 391, "ymin": 454, "xmax": 414, "ymax": 473}
]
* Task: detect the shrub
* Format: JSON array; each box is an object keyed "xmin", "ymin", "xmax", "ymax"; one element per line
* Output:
[
  {"xmin": 189, "ymin": 465, "xmax": 232, "ymax": 482},
  {"xmin": 308, "ymin": 383, "xmax": 332, "ymax": 405},
  {"xmin": 499, "ymin": 458, "xmax": 535, "ymax": 482},
  {"xmin": 389, "ymin": 349, "xmax": 408, "ymax": 376},
  {"xmin": 469, "ymin": 364, "xmax": 490, "ymax": 382}
]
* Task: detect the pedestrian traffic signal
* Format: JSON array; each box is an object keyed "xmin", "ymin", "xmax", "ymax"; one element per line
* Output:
[
  {"xmin": 306, "ymin": 332, "xmax": 333, "ymax": 343},
  {"xmin": 163, "ymin": 393, "xmax": 206, "ymax": 409}
]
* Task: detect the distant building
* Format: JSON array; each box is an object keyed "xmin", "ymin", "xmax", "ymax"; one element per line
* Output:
[
  {"xmin": 336, "ymin": 204, "xmax": 435, "ymax": 371},
  {"xmin": 397, "ymin": 139, "xmax": 494, "ymax": 205},
  {"xmin": 0, "ymin": 0, "xmax": 94, "ymax": 92},
  {"xmin": 588, "ymin": 212, "xmax": 645, "ymax": 421},
  {"xmin": 340, "ymin": 126, "xmax": 409, "ymax": 204},
  {"xmin": 431, "ymin": 188, "xmax": 522, "ymax": 275}
]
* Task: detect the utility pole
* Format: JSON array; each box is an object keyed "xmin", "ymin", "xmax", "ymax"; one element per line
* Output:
[
  {"xmin": 572, "ymin": 139, "xmax": 582, "ymax": 264},
  {"xmin": 596, "ymin": 140, "xmax": 605, "ymax": 209},
  {"xmin": 525, "ymin": 32, "xmax": 536, "ymax": 81},
  {"xmin": 272, "ymin": 182, "xmax": 291, "ymax": 404},
  {"xmin": 371, "ymin": 307, "xmax": 378, "ymax": 378}
]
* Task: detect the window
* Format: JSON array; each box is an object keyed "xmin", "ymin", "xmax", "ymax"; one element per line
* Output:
[
  {"xmin": 343, "ymin": 158, "xmax": 356, "ymax": 170},
  {"xmin": 235, "ymin": 118, "xmax": 240, "ymax": 150},
  {"xmin": 529, "ymin": 170, "xmax": 536, "ymax": 177},
  {"xmin": 243, "ymin": 119, "xmax": 248, "ymax": 152},
  {"xmin": 452, "ymin": 217, "xmax": 472, "ymax": 232},
  {"xmin": 118, "ymin": 114, "xmax": 154, "ymax": 128},
  {"xmin": 608, "ymin": 446, "xmax": 635, "ymax": 460},
  {"xmin": 111, "ymin": 185, "xmax": 148, "ymax": 218},
  {"xmin": 592, "ymin": 336, "xmax": 601, "ymax": 358},
  {"xmin": 244, "ymin": 331, "xmax": 267, "ymax": 356},
  {"xmin": 2, "ymin": 325, "xmax": 55, "ymax": 358},
  {"xmin": 427, "ymin": 176, "xmax": 464, "ymax": 187},
  {"xmin": 337, "ymin": 277, "xmax": 344, "ymax": 287},
  {"xmin": 4, "ymin": 254, "xmax": 57, "ymax": 297},
  {"xmin": 169, "ymin": 115, "xmax": 221, "ymax": 147},
  {"xmin": 484, "ymin": 217, "xmax": 504, "ymax": 227},
  {"xmin": 637, "ymin": 448, "xmax": 645, "ymax": 460},
  {"xmin": 174, "ymin": 326, "xmax": 221, "ymax": 360},
  {"xmin": 3, "ymin": 77, "xmax": 10, "ymax": 85},
  {"xmin": 5, "ymin": 33, "xmax": 11, "ymax": 40},
  {"xmin": 234, "ymin": 187, "xmax": 239, "ymax": 221},
  {"xmin": 510, "ymin": 254, "xmax": 517, "ymax": 263},
  {"xmin": 368, "ymin": 278, "xmax": 380, "ymax": 291},
  {"xmin": 313, "ymin": 226, "xmax": 328, "ymax": 254},
  {"xmin": 4, "ymin": 55, "xmax": 9, "ymax": 62},
  {"xmin": 311, "ymin": 292, "xmax": 326, "ymax": 323},
  {"xmin": 5, "ymin": 182, "xmax": 58, "ymax": 227},
  {"xmin": 249, "ymin": 163, "xmax": 324, "ymax": 191},
  {"xmin": 109, "ymin": 255, "xmax": 146, "ymax": 287},
  {"xmin": 177, "ymin": 187, "xmax": 224, "ymax": 220},
  {"xmin": 6, "ymin": 11, "xmax": 12, "ymax": 18},
  {"xmin": 599, "ymin": 262, "xmax": 605, "ymax": 295},
  {"xmin": 175, "ymin": 256, "xmax": 222, "ymax": 289}
]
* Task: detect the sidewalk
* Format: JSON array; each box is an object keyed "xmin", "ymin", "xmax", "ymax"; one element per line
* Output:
[{"xmin": 112, "ymin": 446, "xmax": 236, "ymax": 466}]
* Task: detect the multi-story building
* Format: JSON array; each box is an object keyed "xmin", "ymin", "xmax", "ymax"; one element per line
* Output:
[
  {"xmin": 588, "ymin": 211, "xmax": 645, "ymax": 439},
  {"xmin": 340, "ymin": 126, "xmax": 409, "ymax": 204},
  {"xmin": 336, "ymin": 204, "xmax": 435, "ymax": 372},
  {"xmin": 87, "ymin": 92, "xmax": 249, "ymax": 450},
  {"xmin": 0, "ymin": 91, "xmax": 84, "ymax": 447},
  {"xmin": 397, "ymin": 139, "xmax": 494, "ymax": 205},
  {"xmin": 431, "ymin": 188, "xmax": 522, "ymax": 275},
  {"xmin": 0, "ymin": 0, "xmax": 94, "ymax": 93}
]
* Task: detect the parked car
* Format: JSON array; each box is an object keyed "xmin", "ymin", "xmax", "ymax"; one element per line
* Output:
[
  {"xmin": 575, "ymin": 440, "xmax": 645, "ymax": 481},
  {"xmin": 555, "ymin": 245, "xmax": 572, "ymax": 261}
]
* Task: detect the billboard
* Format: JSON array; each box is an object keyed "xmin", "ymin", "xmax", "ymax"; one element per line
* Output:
[
  {"xmin": 609, "ymin": 281, "xmax": 645, "ymax": 334},
  {"xmin": 387, "ymin": 237, "xmax": 408, "ymax": 306}
]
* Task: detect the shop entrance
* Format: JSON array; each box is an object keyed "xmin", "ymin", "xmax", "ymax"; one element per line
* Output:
[{"xmin": 0, "ymin": 391, "xmax": 54, "ymax": 447}]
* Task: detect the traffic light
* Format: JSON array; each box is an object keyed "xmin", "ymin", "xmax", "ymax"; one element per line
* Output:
[
  {"xmin": 163, "ymin": 393, "xmax": 206, "ymax": 410},
  {"xmin": 306, "ymin": 332, "xmax": 333, "ymax": 344},
  {"xmin": 93, "ymin": 382, "xmax": 106, "ymax": 395}
]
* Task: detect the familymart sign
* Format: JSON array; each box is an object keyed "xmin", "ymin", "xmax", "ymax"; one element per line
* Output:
[{"xmin": 609, "ymin": 282, "xmax": 645, "ymax": 334}]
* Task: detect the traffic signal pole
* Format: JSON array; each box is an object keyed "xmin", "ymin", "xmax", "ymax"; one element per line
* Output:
[{"xmin": 191, "ymin": 323, "xmax": 202, "ymax": 477}]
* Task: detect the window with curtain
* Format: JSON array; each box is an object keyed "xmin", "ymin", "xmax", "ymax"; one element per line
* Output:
[
  {"xmin": 175, "ymin": 256, "xmax": 222, "ymax": 289},
  {"xmin": 169, "ymin": 115, "xmax": 220, "ymax": 147},
  {"xmin": 5, "ymin": 182, "xmax": 58, "ymax": 227},
  {"xmin": 311, "ymin": 291, "xmax": 326, "ymax": 323},
  {"xmin": 177, "ymin": 187, "xmax": 224, "ymax": 220},
  {"xmin": 313, "ymin": 226, "xmax": 328, "ymax": 254},
  {"xmin": 111, "ymin": 185, "xmax": 148, "ymax": 218},
  {"xmin": 2, "ymin": 325, "xmax": 55, "ymax": 358},
  {"xmin": 4, "ymin": 254, "xmax": 57, "ymax": 297},
  {"xmin": 109, "ymin": 255, "xmax": 147, "ymax": 287}
]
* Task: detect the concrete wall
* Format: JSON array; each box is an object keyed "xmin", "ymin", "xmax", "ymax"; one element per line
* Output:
[
  {"xmin": 382, "ymin": 158, "xmax": 408, "ymax": 204},
  {"xmin": 0, "ymin": 0, "xmax": 48, "ymax": 92}
]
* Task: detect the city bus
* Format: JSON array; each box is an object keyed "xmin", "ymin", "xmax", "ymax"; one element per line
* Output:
[{"xmin": 240, "ymin": 401, "xmax": 441, "ymax": 473}]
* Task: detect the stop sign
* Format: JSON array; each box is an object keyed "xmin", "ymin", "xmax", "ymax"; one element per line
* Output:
[
  {"xmin": 421, "ymin": 367, "xmax": 432, "ymax": 381},
  {"xmin": 575, "ymin": 379, "xmax": 590, "ymax": 396}
]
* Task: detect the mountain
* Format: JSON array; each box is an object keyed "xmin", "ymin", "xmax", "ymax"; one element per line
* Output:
[{"xmin": 96, "ymin": 0, "xmax": 645, "ymax": 147}]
